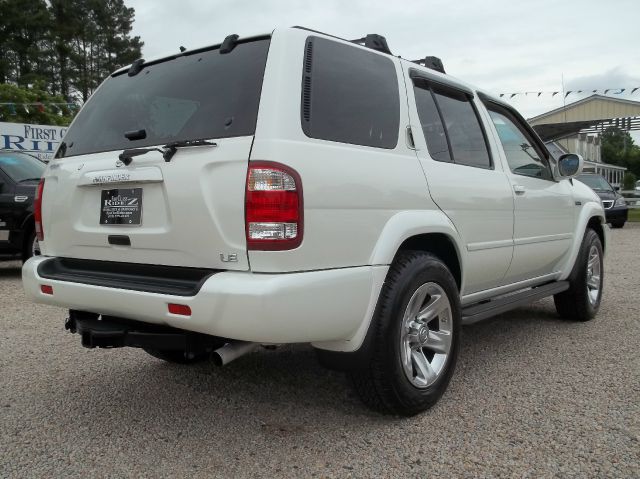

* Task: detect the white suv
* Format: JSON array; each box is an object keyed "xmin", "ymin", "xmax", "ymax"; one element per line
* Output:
[{"xmin": 23, "ymin": 27, "xmax": 607, "ymax": 415}]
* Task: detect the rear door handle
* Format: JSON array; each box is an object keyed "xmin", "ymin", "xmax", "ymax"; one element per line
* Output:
[{"xmin": 513, "ymin": 185, "xmax": 526, "ymax": 195}]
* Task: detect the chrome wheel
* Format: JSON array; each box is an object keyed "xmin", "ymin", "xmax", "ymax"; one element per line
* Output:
[
  {"xmin": 586, "ymin": 245, "xmax": 601, "ymax": 305},
  {"xmin": 400, "ymin": 282, "xmax": 453, "ymax": 389}
]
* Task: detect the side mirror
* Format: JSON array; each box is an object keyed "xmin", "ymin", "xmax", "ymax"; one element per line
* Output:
[{"xmin": 557, "ymin": 153, "xmax": 583, "ymax": 179}]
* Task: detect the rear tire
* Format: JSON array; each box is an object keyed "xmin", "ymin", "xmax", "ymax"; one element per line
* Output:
[
  {"xmin": 144, "ymin": 349, "xmax": 211, "ymax": 364},
  {"xmin": 610, "ymin": 220, "xmax": 625, "ymax": 229},
  {"xmin": 554, "ymin": 228, "xmax": 603, "ymax": 322},
  {"xmin": 350, "ymin": 251, "xmax": 460, "ymax": 416}
]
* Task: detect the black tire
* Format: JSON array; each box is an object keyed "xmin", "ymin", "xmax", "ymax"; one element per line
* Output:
[
  {"xmin": 22, "ymin": 229, "xmax": 40, "ymax": 263},
  {"xmin": 554, "ymin": 228, "xmax": 603, "ymax": 322},
  {"xmin": 610, "ymin": 220, "xmax": 625, "ymax": 229},
  {"xmin": 144, "ymin": 348, "xmax": 211, "ymax": 364},
  {"xmin": 350, "ymin": 251, "xmax": 461, "ymax": 416}
]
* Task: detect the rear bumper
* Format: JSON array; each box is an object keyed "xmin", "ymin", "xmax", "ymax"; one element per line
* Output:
[{"xmin": 23, "ymin": 256, "xmax": 386, "ymax": 345}]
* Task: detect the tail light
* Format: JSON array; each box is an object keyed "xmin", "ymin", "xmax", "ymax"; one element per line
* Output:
[
  {"xmin": 245, "ymin": 161, "xmax": 303, "ymax": 250},
  {"xmin": 34, "ymin": 178, "xmax": 45, "ymax": 241}
]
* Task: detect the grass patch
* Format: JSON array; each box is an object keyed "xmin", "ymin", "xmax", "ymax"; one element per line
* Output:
[{"xmin": 628, "ymin": 208, "xmax": 640, "ymax": 222}]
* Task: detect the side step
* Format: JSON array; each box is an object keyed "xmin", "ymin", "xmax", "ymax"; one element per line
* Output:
[{"xmin": 462, "ymin": 281, "xmax": 569, "ymax": 325}]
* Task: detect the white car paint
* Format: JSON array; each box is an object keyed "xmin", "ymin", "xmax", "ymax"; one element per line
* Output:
[{"xmin": 23, "ymin": 27, "xmax": 608, "ymax": 353}]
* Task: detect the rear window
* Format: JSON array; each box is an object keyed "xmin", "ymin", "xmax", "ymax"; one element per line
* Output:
[
  {"xmin": 301, "ymin": 36, "xmax": 400, "ymax": 149},
  {"xmin": 413, "ymin": 79, "xmax": 491, "ymax": 169},
  {"xmin": 60, "ymin": 38, "xmax": 271, "ymax": 158}
]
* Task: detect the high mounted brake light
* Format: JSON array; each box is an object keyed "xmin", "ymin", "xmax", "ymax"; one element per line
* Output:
[
  {"xmin": 35, "ymin": 178, "xmax": 45, "ymax": 241},
  {"xmin": 245, "ymin": 161, "xmax": 303, "ymax": 250}
]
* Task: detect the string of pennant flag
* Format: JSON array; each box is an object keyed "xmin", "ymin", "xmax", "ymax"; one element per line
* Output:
[
  {"xmin": 1, "ymin": 86, "xmax": 639, "ymax": 115},
  {"xmin": 498, "ymin": 87, "xmax": 640, "ymax": 99},
  {"xmin": 0, "ymin": 102, "xmax": 79, "ymax": 115}
]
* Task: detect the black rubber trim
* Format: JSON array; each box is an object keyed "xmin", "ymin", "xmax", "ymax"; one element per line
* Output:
[
  {"xmin": 409, "ymin": 68, "xmax": 474, "ymax": 97},
  {"xmin": 38, "ymin": 258, "xmax": 219, "ymax": 296},
  {"xmin": 461, "ymin": 281, "xmax": 569, "ymax": 325}
]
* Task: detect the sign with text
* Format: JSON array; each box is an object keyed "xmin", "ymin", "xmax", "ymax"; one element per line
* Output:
[{"xmin": 0, "ymin": 122, "xmax": 67, "ymax": 162}]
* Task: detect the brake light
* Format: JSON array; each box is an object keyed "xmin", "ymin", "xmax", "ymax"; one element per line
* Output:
[
  {"xmin": 245, "ymin": 161, "xmax": 303, "ymax": 250},
  {"xmin": 34, "ymin": 178, "xmax": 45, "ymax": 241}
]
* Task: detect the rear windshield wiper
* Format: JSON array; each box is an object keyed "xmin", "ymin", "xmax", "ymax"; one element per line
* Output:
[
  {"xmin": 118, "ymin": 139, "xmax": 217, "ymax": 165},
  {"xmin": 162, "ymin": 139, "xmax": 217, "ymax": 162},
  {"xmin": 18, "ymin": 177, "xmax": 43, "ymax": 183}
]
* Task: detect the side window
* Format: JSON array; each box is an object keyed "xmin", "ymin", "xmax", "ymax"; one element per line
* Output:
[
  {"xmin": 412, "ymin": 79, "xmax": 491, "ymax": 169},
  {"xmin": 413, "ymin": 85, "xmax": 451, "ymax": 162},
  {"xmin": 432, "ymin": 89, "xmax": 491, "ymax": 169},
  {"xmin": 301, "ymin": 36, "xmax": 400, "ymax": 149},
  {"xmin": 487, "ymin": 107, "xmax": 553, "ymax": 180}
]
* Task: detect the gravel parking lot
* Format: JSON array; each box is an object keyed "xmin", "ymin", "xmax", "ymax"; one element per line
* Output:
[{"xmin": 1, "ymin": 226, "xmax": 639, "ymax": 478}]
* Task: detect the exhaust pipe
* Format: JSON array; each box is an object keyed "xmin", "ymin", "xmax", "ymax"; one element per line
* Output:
[{"xmin": 213, "ymin": 341, "xmax": 259, "ymax": 366}]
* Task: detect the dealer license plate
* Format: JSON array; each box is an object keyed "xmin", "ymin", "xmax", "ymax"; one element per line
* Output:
[{"xmin": 100, "ymin": 188, "xmax": 143, "ymax": 225}]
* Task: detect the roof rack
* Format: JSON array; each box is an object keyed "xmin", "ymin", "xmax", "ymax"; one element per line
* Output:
[
  {"xmin": 412, "ymin": 56, "xmax": 446, "ymax": 74},
  {"xmin": 292, "ymin": 26, "xmax": 446, "ymax": 74},
  {"xmin": 350, "ymin": 34, "xmax": 391, "ymax": 55}
]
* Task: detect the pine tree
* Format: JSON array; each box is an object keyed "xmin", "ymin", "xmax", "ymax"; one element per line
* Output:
[{"xmin": 1, "ymin": 0, "xmax": 143, "ymax": 103}]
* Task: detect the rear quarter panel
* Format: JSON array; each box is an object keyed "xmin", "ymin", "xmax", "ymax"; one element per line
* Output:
[{"xmin": 249, "ymin": 28, "xmax": 435, "ymax": 273}]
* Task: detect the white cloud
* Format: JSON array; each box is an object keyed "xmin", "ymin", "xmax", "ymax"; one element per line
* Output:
[{"xmin": 127, "ymin": 0, "xmax": 640, "ymax": 118}]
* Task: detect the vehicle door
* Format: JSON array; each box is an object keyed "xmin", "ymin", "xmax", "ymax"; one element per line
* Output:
[
  {"xmin": 480, "ymin": 99, "xmax": 575, "ymax": 284},
  {"xmin": 402, "ymin": 66, "xmax": 515, "ymax": 295}
]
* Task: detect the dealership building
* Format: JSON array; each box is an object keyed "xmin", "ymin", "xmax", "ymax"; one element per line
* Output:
[{"xmin": 529, "ymin": 95, "xmax": 640, "ymax": 187}]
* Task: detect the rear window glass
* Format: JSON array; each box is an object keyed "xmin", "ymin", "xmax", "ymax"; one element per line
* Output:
[
  {"xmin": 413, "ymin": 85, "xmax": 451, "ymax": 162},
  {"xmin": 60, "ymin": 38, "xmax": 271, "ymax": 158},
  {"xmin": 431, "ymin": 89, "xmax": 491, "ymax": 169},
  {"xmin": 301, "ymin": 36, "xmax": 400, "ymax": 149}
]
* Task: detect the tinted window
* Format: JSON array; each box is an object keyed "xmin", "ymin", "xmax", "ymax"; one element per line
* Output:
[
  {"xmin": 60, "ymin": 38, "xmax": 271, "ymax": 158},
  {"xmin": 432, "ymin": 89, "xmax": 491, "ymax": 168},
  {"xmin": 413, "ymin": 85, "xmax": 451, "ymax": 162},
  {"xmin": 0, "ymin": 152, "xmax": 45, "ymax": 182},
  {"xmin": 302, "ymin": 36, "xmax": 399, "ymax": 149},
  {"xmin": 488, "ymin": 108, "xmax": 552, "ymax": 180}
]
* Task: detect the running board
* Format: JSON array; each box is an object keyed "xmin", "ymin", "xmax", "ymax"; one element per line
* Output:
[{"xmin": 462, "ymin": 281, "xmax": 569, "ymax": 325}]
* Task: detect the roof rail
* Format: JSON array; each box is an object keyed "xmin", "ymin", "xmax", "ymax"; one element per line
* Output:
[
  {"xmin": 412, "ymin": 56, "xmax": 446, "ymax": 74},
  {"xmin": 350, "ymin": 34, "xmax": 392, "ymax": 55}
]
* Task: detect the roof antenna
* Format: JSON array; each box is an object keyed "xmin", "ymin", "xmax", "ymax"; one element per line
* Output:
[
  {"xmin": 220, "ymin": 34, "xmax": 239, "ymax": 54},
  {"xmin": 127, "ymin": 58, "xmax": 145, "ymax": 77},
  {"xmin": 179, "ymin": 46, "xmax": 186, "ymax": 53}
]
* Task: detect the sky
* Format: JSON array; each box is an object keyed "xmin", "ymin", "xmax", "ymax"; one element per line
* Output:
[{"xmin": 127, "ymin": 0, "xmax": 640, "ymax": 121}]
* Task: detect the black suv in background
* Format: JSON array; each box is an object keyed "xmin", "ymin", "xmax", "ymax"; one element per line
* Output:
[
  {"xmin": 0, "ymin": 150, "xmax": 45, "ymax": 260},
  {"xmin": 576, "ymin": 173, "xmax": 628, "ymax": 228}
]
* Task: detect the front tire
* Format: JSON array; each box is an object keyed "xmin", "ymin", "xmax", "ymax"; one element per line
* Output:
[
  {"xmin": 350, "ymin": 251, "xmax": 460, "ymax": 416},
  {"xmin": 554, "ymin": 228, "xmax": 603, "ymax": 321}
]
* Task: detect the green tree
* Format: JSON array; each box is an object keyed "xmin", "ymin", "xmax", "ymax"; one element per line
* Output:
[
  {"xmin": 0, "ymin": 83, "xmax": 76, "ymax": 126},
  {"xmin": 1, "ymin": 0, "xmax": 143, "ymax": 102},
  {"xmin": 56, "ymin": 0, "xmax": 143, "ymax": 102},
  {"xmin": 0, "ymin": 0, "xmax": 52, "ymax": 86},
  {"xmin": 623, "ymin": 172, "xmax": 637, "ymax": 191},
  {"xmin": 601, "ymin": 126, "xmax": 640, "ymax": 177}
]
